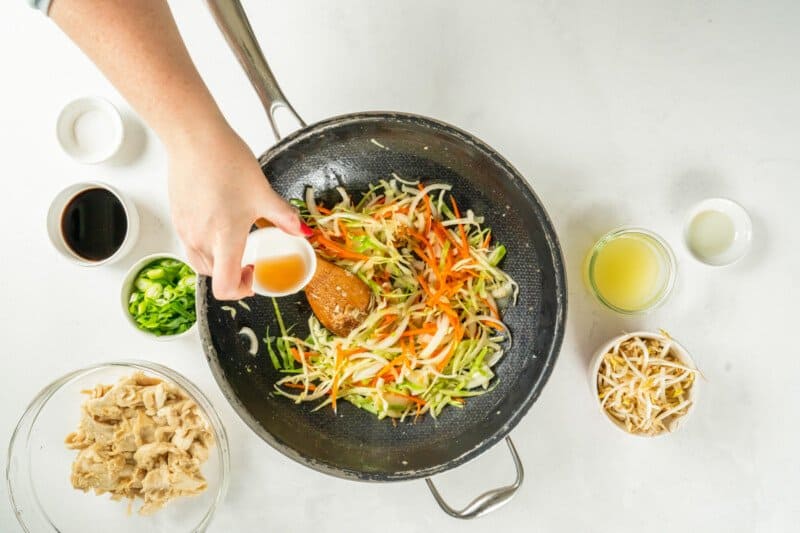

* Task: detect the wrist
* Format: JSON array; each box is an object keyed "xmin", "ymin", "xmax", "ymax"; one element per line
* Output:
[{"xmin": 161, "ymin": 111, "xmax": 233, "ymax": 156}]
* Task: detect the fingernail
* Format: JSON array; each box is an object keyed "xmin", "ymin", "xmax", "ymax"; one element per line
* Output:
[{"xmin": 300, "ymin": 221, "xmax": 314, "ymax": 237}]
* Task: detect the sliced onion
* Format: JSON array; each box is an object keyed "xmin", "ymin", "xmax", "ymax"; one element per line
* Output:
[
  {"xmin": 466, "ymin": 368, "xmax": 494, "ymax": 389},
  {"xmin": 369, "ymin": 315, "xmax": 410, "ymax": 350},
  {"xmin": 390, "ymin": 172, "xmax": 419, "ymax": 186},
  {"xmin": 417, "ymin": 317, "xmax": 449, "ymax": 360},
  {"xmin": 408, "ymin": 183, "xmax": 452, "ymax": 226},
  {"xmin": 305, "ymin": 186, "xmax": 320, "ymax": 217},
  {"xmin": 442, "ymin": 210, "xmax": 484, "ymax": 227},
  {"xmin": 425, "ymin": 339, "xmax": 456, "ymax": 367},
  {"xmin": 336, "ymin": 186, "xmax": 351, "ymax": 207},
  {"xmin": 238, "ymin": 327, "xmax": 258, "ymax": 355},
  {"xmin": 352, "ymin": 362, "xmax": 385, "ymax": 382}
]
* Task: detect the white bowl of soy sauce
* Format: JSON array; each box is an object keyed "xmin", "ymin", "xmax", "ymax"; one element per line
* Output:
[{"xmin": 46, "ymin": 182, "xmax": 139, "ymax": 266}]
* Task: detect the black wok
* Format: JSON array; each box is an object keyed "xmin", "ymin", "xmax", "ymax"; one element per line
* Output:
[{"xmin": 199, "ymin": 0, "xmax": 566, "ymax": 518}]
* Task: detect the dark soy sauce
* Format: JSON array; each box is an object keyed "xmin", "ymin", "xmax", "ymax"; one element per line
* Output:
[{"xmin": 60, "ymin": 187, "xmax": 128, "ymax": 261}]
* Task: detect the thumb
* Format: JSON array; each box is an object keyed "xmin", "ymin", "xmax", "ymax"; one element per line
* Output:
[
  {"xmin": 258, "ymin": 185, "xmax": 310, "ymax": 237},
  {"xmin": 211, "ymin": 233, "xmax": 253, "ymax": 301}
]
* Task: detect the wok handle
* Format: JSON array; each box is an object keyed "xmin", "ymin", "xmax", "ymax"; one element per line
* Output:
[
  {"xmin": 425, "ymin": 436, "xmax": 524, "ymax": 519},
  {"xmin": 206, "ymin": 0, "xmax": 305, "ymax": 140}
]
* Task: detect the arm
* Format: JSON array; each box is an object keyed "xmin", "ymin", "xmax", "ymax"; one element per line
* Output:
[{"xmin": 48, "ymin": 0, "xmax": 310, "ymax": 299}]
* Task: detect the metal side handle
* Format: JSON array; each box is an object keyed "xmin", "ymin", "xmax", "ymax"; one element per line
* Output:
[
  {"xmin": 206, "ymin": 0, "xmax": 305, "ymax": 140},
  {"xmin": 425, "ymin": 437, "xmax": 524, "ymax": 519}
]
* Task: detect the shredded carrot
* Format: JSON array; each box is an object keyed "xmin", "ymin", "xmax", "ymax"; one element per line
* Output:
[
  {"xmin": 431, "ymin": 220, "xmax": 452, "ymax": 245},
  {"xmin": 338, "ymin": 346, "xmax": 364, "ymax": 357},
  {"xmin": 289, "ymin": 348, "xmax": 304, "ymax": 364},
  {"xmin": 412, "ymin": 247, "xmax": 440, "ymax": 276},
  {"xmin": 400, "ymin": 325, "xmax": 438, "ymax": 337},
  {"xmin": 338, "ymin": 220, "xmax": 350, "ymax": 246},
  {"xmin": 313, "ymin": 234, "xmax": 371, "ymax": 261},
  {"xmin": 447, "ymin": 281, "xmax": 465, "ymax": 297},
  {"xmin": 401, "ymin": 338, "xmax": 410, "ymax": 357},
  {"xmin": 444, "ymin": 244, "xmax": 454, "ymax": 274},
  {"xmin": 282, "ymin": 382, "xmax": 317, "ymax": 391},
  {"xmin": 437, "ymin": 303, "xmax": 463, "ymax": 341},
  {"xmin": 416, "ymin": 275, "xmax": 432, "ymax": 297},
  {"xmin": 438, "ymin": 302, "xmax": 459, "ymax": 323},
  {"xmin": 481, "ymin": 296, "xmax": 499, "ymax": 319},
  {"xmin": 408, "ymin": 336, "xmax": 418, "ymax": 358},
  {"xmin": 433, "ymin": 220, "xmax": 467, "ymax": 258},
  {"xmin": 317, "ymin": 205, "xmax": 332, "ymax": 215},
  {"xmin": 392, "ymin": 392, "xmax": 426, "ymax": 406},
  {"xmin": 450, "ymin": 195, "xmax": 462, "ymax": 218},
  {"xmin": 373, "ymin": 352, "xmax": 405, "ymax": 385},
  {"xmin": 482, "ymin": 230, "xmax": 492, "ymax": 249},
  {"xmin": 450, "ymin": 196, "xmax": 471, "ymax": 258},
  {"xmin": 407, "ymin": 228, "xmax": 430, "ymax": 248},
  {"xmin": 369, "ymin": 370, "xmax": 396, "ymax": 387}
]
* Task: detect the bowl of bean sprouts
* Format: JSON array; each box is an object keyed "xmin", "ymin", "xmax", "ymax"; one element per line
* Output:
[{"xmin": 589, "ymin": 331, "xmax": 700, "ymax": 437}]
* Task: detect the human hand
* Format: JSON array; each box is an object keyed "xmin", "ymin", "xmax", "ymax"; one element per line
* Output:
[
  {"xmin": 166, "ymin": 123, "xmax": 312, "ymax": 300},
  {"xmin": 48, "ymin": 0, "xmax": 313, "ymax": 300}
]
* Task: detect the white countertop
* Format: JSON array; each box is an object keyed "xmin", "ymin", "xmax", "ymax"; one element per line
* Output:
[{"xmin": 2, "ymin": 1, "xmax": 799, "ymax": 531}]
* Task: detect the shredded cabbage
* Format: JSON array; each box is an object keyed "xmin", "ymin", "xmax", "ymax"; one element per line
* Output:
[{"xmin": 267, "ymin": 178, "xmax": 517, "ymax": 421}]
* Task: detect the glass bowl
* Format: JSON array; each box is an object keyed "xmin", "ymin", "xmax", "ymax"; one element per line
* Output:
[
  {"xmin": 583, "ymin": 227, "xmax": 677, "ymax": 315},
  {"xmin": 6, "ymin": 361, "xmax": 229, "ymax": 533}
]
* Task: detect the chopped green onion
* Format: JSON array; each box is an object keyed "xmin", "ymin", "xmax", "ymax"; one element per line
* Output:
[{"xmin": 127, "ymin": 258, "xmax": 196, "ymax": 336}]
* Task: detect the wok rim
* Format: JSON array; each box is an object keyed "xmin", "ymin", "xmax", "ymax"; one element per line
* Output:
[{"xmin": 198, "ymin": 110, "xmax": 567, "ymax": 481}]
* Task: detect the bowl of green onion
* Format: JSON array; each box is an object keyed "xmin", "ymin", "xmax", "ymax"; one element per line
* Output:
[{"xmin": 121, "ymin": 253, "xmax": 197, "ymax": 339}]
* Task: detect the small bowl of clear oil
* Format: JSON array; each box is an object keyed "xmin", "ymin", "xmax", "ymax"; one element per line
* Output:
[
  {"xmin": 584, "ymin": 227, "xmax": 677, "ymax": 315},
  {"xmin": 684, "ymin": 198, "xmax": 752, "ymax": 266}
]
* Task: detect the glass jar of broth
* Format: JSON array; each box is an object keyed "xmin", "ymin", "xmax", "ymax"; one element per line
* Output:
[{"xmin": 583, "ymin": 227, "xmax": 676, "ymax": 315}]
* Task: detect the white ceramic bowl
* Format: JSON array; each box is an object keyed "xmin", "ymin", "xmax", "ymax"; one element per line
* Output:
[
  {"xmin": 46, "ymin": 181, "xmax": 139, "ymax": 266},
  {"xmin": 121, "ymin": 253, "xmax": 197, "ymax": 341},
  {"xmin": 56, "ymin": 97, "xmax": 124, "ymax": 164},
  {"xmin": 6, "ymin": 360, "xmax": 229, "ymax": 533},
  {"xmin": 242, "ymin": 227, "xmax": 317, "ymax": 297},
  {"xmin": 588, "ymin": 331, "xmax": 700, "ymax": 437},
  {"xmin": 683, "ymin": 197, "xmax": 752, "ymax": 266}
]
